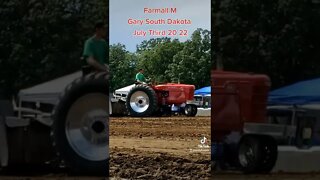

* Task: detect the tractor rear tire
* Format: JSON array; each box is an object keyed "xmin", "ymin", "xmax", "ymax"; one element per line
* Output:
[
  {"xmin": 51, "ymin": 72, "xmax": 109, "ymax": 176},
  {"xmin": 126, "ymin": 84, "xmax": 157, "ymax": 117},
  {"xmin": 238, "ymin": 136, "xmax": 262, "ymax": 174},
  {"xmin": 184, "ymin": 104, "xmax": 197, "ymax": 116},
  {"xmin": 257, "ymin": 136, "xmax": 277, "ymax": 173}
]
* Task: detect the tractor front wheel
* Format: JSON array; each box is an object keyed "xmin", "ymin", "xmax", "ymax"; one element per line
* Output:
[
  {"xmin": 184, "ymin": 104, "xmax": 197, "ymax": 117},
  {"xmin": 238, "ymin": 136, "xmax": 277, "ymax": 174},
  {"xmin": 238, "ymin": 136, "xmax": 262, "ymax": 173},
  {"xmin": 258, "ymin": 136, "xmax": 277, "ymax": 173}
]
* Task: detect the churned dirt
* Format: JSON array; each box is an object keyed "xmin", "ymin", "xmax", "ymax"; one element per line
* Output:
[
  {"xmin": 109, "ymin": 117, "xmax": 320, "ymax": 180},
  {"xmin": 211, "ymin": 173, "xmax": 320, "ymax": 180},
  {"xmin": 3, "ymin": 116, "xmax": 320, "ymax": 179},
  {"xmin": 109, "ymin": 116, "xmax": 211, "ymax": 179}
]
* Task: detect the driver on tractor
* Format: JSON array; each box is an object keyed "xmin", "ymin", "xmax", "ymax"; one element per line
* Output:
[
  {"xmin": 135, "ymin": 69, "xmax": 147, "ymax": 85},
  {"xmin": 81, "ymin": 21, "xmax": 109, "ymax": 75}
]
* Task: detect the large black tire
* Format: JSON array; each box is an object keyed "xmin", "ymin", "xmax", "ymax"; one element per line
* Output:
[
  {"xmin": 51, "ymin": 72, "xmax": 109, "ymax": 176},
  {"xmin": 184, "ymin": 104, "xmax": 197, "ymax": 117},
  {"xmin": 257, "ymin": 136, "xmax": 278, "ymax": 173},
  {"xmin": 126, "ymin": 84, "xmax": 157, "ymax": 117},
  {"xmin": 238, "ymin": 136, "xmax": 263, "ymax": 174},
  {"xmin": 238, "ymin": 136, "xmax": 277, "ymax": 174}
]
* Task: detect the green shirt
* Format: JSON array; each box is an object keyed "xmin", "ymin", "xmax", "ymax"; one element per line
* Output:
[
  {"xmin": 82, "ymin": 36, "xmax": 107, "ymax": 65},
  {"xmin": 136, "ymin": 72, "xmax": 146, "ymax": 82}
]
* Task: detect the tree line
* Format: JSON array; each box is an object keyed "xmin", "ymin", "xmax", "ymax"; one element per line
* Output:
[
  {"xmin": 109, "ymin": 28, "xmax": 211, "ymax": 92},
  {"xmin": 1, "ymin": 0, "xmax": 319, "ymax": 98},
  {"xmin": 1, "ymin": 0, "xmax": 210, "ymax": 96},
  {"xmin": 0, "ymin": 0, "xmax": 107, "ymax": 97},
  {"xmin": 212, "ymin": 0, "xmax": 320, "ymax": 89}
]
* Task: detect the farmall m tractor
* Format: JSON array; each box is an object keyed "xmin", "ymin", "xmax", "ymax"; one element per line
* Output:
[
  {"xmin": 113, "ymin": 82, "xmax": 198, "ymax": 117},
  {"xmin": 212, "ymin": 70, "xmax": 279, "ymax": 173},
  {"xmin": 127, "ymin": 83, "xmax": 198, "ymax": 117},
  {"xmin": 0, "ymin": 71, "xmax": 109, "ymax": 175}
]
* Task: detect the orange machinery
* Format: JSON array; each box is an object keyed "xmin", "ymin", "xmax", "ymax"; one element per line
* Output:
[{"xmin": 211, "ymin": 70, "xmax": 279, "ymax": 174}]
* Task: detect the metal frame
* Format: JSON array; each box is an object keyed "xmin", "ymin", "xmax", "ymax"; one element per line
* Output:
[
  {"xmin": 0, "ymin": 116, "xmax": 8, "ymax": 167},
  {"xmin": 243, "ymin": 122, "xmax": 296, "ymax": 143},
  {"xmin": 12, "ymin": 98, "xmax": 52, "ymax": 126}
]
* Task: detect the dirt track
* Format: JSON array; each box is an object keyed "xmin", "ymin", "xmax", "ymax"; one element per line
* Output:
[
  {"xmin": 211, "ymin": 174, "xmax": 320, "ymax": 180},
  {"xmin": 109, "ymin": 117, "xmax": 320, "ymax": 180},
  {"xmin": 3, "ymin": 116, "xmax": 320, "ymax": 179},
  {"xmin": 109, "ymin": 116, "xmax": 211, "ymax": 179}
]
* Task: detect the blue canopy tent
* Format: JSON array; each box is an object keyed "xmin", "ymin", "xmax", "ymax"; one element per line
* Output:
[
  {"xmin": 194, "ymin": 86, "xmax": 211, "ymax": 109},
  {"xmin": 268, "ymin": 78, "xmax": 320, "ymax": 146},
  {"xmin": 268, "ymin": 78, "xmax": 320, "ymax": 105},
  {"xmin": 194, "ymin": 86, "xmax": 211, "ymax": 95}
]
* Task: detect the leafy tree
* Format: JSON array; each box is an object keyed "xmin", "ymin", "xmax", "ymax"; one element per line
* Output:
[
  {"xmin": 136, "ymin": 37, "xmax": 171, "ymax": 53},
  {"xmin": 167, "ymin": 29, "xmax": 211, "ymax": 88},
  {"xmin": 0, "ymin": 0, "xmax": 107, "ymax": 97},
  {"xmin": 109, "ymin": 29, "xmax": 212, "ymax": 91},
  {"xmin": 109, "ymin": 44, "xmax": 137, "ymax": 91},
  {"xmin": 137, "ymin": 38, "xmax": 184, "ymax": 83},
  {"xmin": 213, "ymin": 0, "xmax": 320, "ymax": 89}
]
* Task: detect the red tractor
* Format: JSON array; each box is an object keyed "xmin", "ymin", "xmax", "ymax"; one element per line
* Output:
[
  {"xmin": 125, "ymin": 83, "xmax": 198, "ymax": 117},
  {"xmin": 212, "ymin": 70, "xmax": 279, "ymax": 173}
]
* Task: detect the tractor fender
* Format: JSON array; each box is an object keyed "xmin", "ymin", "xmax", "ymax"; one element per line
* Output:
[
  {"xmin": 0, "ymin": 116, "xmax": 8, "ymax": 167},
  {"xmin": 243, "ymin": 122, "xmax": 291, "ymax": 142},
  {"xmin": 239, "ymin": 134, "xmax": 276, "ymax": 144}
]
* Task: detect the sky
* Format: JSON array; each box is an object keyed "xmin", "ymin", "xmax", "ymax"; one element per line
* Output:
[{"xmin": 110, "ymin": 0, "xmax": 211, "ymax": 52}]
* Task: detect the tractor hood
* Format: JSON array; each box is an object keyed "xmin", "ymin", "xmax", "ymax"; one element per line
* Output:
[
  {"xmin": 114, "ymin": 84, "xmax": 135, "ymax": 96},
  {"xmin": 153, "ymin": 83, "xmax": 195, "ymax": 102},
  {"xmin": 18, "ymin": 71, "xmax": 82, "ymax": 104}
]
